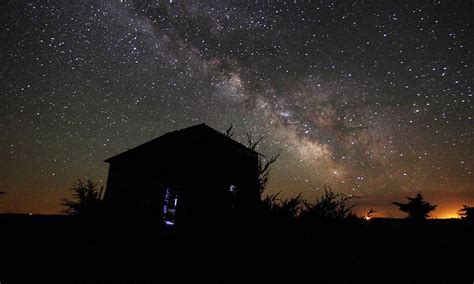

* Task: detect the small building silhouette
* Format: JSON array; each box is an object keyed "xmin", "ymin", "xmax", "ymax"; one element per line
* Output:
[{"xmin": 102, "ymin": 124, "xmax": 260, "ymax": 228}]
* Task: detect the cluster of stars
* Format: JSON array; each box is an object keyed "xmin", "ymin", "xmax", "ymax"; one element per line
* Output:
[{"xmin": 0, "ymin": 1, "xmax": 472, "ymax": 216}]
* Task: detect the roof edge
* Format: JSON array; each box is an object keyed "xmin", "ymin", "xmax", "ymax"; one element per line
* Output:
[{"xmin": 104, "ymin": 123, "xmax": 263, "ymax": 163}]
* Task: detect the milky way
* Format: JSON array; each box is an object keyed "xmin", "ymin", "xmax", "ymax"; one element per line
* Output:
[{"xmin": 1, "ymin": 1, "xmax": 473, "ymax": 216}]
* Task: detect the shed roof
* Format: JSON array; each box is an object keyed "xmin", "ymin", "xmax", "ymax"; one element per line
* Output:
[{"xmin": 104, "ymin": 123, "xmax": 262, "ymax": 163}]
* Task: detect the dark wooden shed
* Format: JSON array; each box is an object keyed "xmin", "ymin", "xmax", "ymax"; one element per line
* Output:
[{"xmin": 102, "ymin": 124, "xmax": 260, "ymax": 228}]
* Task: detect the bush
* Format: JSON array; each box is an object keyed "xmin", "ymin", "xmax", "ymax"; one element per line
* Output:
[
  {"xmin": 61, "ymin": 179, "xmax": 102, "ymax": 216},
  {"xmin": 299, "ymin": 185, "xmax": 358, "ymax": 222},
  {"xmin": 392, "ymin": 192, "xmax": 436, "ymax": 220}
]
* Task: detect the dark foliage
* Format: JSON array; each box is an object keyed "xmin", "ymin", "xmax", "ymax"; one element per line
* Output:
[
  {"xmin": 260, "ymin": 192, "xmax": 304, "ymax": 220},
  {"xmin": 458, "ymin": 205, "xmax": 474, "ymax": 222},
  {"xmin": 61, "ymin": 179, "xmax": 102, "ymax": 216},
  {"xmin": 258, "ymin": 185, "xmax": 360, "ymax": 226},
  {"xmin": 393, "ymin": 192, "xmax": 436, "ymax": 220},
  {"xmin": 300, "ymin": 185, "xmax": 358, "ymax": 222}
]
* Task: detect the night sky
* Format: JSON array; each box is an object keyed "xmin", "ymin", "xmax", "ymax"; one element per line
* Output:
[{"xmin": 1, "ymin": 1, "xmax": 472, "ymax": 217}]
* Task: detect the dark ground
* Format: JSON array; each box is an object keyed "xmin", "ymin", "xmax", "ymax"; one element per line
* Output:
[{"xmin": 1, "ymin": 214, "xmax": 473, "ymax": 283}]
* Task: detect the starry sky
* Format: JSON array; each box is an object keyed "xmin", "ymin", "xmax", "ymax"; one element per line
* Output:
[{"xmin": 1, "ymin": 0, "xmax": 473, "ymax": 217}]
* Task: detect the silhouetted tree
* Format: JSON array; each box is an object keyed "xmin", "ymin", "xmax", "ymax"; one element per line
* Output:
[
  {"xmin": 392, "ymin": 192, "xmax": 436, "ymax": 220},
  {"xmin": 61, "ymin": 179, "xmax": 102, "ymax": 216},
  {"xmin": 300, "ymin": 185, "xmax": 358, "ymax": 221},
  {"xmin": 257, "ymin": 154, "xmax": 280, "ymax": 194},
  {"xmin": 458, "ymin": 205, "xmax": 474, "ymax": 222},
  {"xmin": 244, "ymin": 131, "xmax": 280, "ymax": 195},
  {"xmin": 224, "ymin": 126, "xmax": 280, "ymax": 196}
]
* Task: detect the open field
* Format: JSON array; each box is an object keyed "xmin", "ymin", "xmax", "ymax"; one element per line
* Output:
[{"xmin": 1, "ymin": 214, "xmax": 472, "ymax": 283}]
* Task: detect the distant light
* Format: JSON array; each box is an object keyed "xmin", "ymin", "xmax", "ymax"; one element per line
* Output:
[
  {"xmin": 29, "ymin": 212, "xmax": 33, "ymax": 216},
  {"xmin": 164, "ymin": 220, "xmax": 174, "ymax": 226}
]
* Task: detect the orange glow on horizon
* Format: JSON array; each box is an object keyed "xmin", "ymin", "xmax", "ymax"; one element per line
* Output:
[{"xmin": 432, "ymin": 209, "xmax": 461, "ymax": 219}]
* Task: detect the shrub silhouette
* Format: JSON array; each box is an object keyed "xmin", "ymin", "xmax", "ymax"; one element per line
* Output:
[
  {"xmin": 61, "ymin": 179, "xmax": 102, "ymax": 216},
  {"xmin": 392, "ymin": 192, "xmax": 436, "ymax": 220},
  {"xmin": 458, "ymin": 205, "xmax": 474, "ymax": 222},
  {"xmin": 300, "ymin": 185, "xmax": 358, "ymax": 221},
  {"xmin": 260, "ymin": 192, "xmax": 304, "ymax": 220}
]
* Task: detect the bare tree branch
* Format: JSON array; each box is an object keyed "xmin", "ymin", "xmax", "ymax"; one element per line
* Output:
[
  {"xmin": 257, "ymin": 154, "xmax": 281, "ymax": 194},
  {"xmin": 245, "ymin": 132, "xmax": 263, "ymax": 151},
  {"xmin": 224, "ymin": 124, "xmax": 234, "ymax": 138}
]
